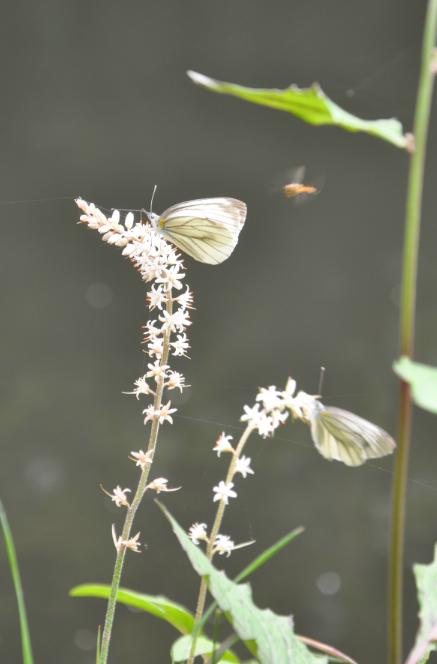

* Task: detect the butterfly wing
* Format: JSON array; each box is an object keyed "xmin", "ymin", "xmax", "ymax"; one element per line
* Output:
[
  {"xmin": 158, "ymin": 198, "xmax": 247, "ymax": 264},
  {"xmin": 311, "ymin": 405, "xmax": 395, "ymax": 466}
]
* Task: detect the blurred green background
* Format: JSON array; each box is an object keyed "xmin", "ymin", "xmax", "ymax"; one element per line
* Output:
[{"xmin": 1, "ymin": 1, "xmax": 437, "ymax": 662}]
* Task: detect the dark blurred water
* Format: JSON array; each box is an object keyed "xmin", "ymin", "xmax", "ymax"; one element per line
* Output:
[{"xmin": 1, "ymin": 1, "xmax": 437, "ymax": 662}]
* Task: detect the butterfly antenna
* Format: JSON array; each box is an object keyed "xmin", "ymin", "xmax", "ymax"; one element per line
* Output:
[
  {"xmin": 318, "ymin": 366, "xmax": 326, "ymax": 396},
  {"xmin": 149, "ymin": 184, "xmax": 158, "ymax": 213}
]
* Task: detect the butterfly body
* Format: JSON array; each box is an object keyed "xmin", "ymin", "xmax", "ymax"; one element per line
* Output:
[{"xmin": 143, "ymin": 197, "xmax": 247, "ymax": 264}]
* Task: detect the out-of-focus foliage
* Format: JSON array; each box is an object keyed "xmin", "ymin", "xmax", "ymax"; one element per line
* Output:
[
  {"xmin": 394, "ymin": 357, "xmax": 437, "ymax": 414},
  {"xmin": 187, "ymin": 71, "xmax": 409, "ymax": 149},
  {"xmin": 405, "ymin": 545, "xmax": 437, "ymax": 664}
]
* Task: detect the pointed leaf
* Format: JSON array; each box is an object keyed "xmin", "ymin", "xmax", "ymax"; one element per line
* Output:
[
  {"xmin": 187, "ymin": 71, "xmax": 408, "ymax": 150},
  {"xmin": 235, "ymin": 527, "xmax": 304, "ymax": 583},
  {"xmin": 70, "ymin": 584, "xmax": 195, "ymax": 634},
  {"xmin": 0, "ymin": 500, "xmax": 34, "ymax": 664},
  {"xmin": 406, "ymin": 544, "xmax": 437, "ymax": 664},
  {"xmin": 158, "ymin": 502, "xmax": 327, "ymax": 664},
  {"xmin": 394, "ymin": 357, "xmax": 437, "ymax": 414}
]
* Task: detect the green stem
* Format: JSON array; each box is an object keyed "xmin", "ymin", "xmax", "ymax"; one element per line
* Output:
[
  {"xmin": 388, "ymin": 3, "xmax": 437, "ymax": 663},
  {"xmin": 99, "ymin": 289, "xmax": 173, "ymax": 664},
  {"xmin": 0, "ymin": 500, "xmax": 34, "ymax": 664},
  {"xmin": 188, "ymin": 425, "xmax": 253, "ymax": 664}
]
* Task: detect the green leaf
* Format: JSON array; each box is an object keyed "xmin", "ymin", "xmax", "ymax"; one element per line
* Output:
[
  {"xmin": 70, "ymin": 585, "xmax": 195, "ymax": 634},
  {"xmin": 171, "ymin": 634, "xmax": 239, "ymax": 662},
  {"xmin": 197, "ymin": 526, "xmax": 304, "ymax": 643},
  {"xmin": 72, "ymin": 585, "xmax": 239, "ymax": 663},
  {"xmin": 406, "ymin": 544, "xmax": 437, "ymax": 664},
  {"xmin": 394, "ymin": 357, "xmax": 437, "ymax": 414},
  {"xmin": 235, "ymin": 527, "xmax": 304, "ymax": 584},
  {"xmin": 0, "ymin": 500, "xmax": 34, "ymax": 664},
  {"xmin": 158, "ymin": 502, "xmax": 327, "ymax": 664},
  {"xmin": 187, "ymin": 71, "xmax": 409, "ymax": 150}
]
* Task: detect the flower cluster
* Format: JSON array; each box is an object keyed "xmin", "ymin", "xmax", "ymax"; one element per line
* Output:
[
  {"xmin": 76, "ymin": 198, "xmax": 192, "ymax": 551},
  {"xmin": 76, "ymin": 197, "xmax": 192, "ymax": 429},
  {"xmin": 241, "ymin": 377, "xmax": 319, "ymax": 437},
  {"xmin": 188, "ymin": 378, "xmax": 318, "ymax": 559},
  {"xmin": 188, "ymin": 522, "xmax": 253, "ymax": 558},
  {"xmin": 188, "ymin": 428, "xmax": 256, "ymax": 558}
]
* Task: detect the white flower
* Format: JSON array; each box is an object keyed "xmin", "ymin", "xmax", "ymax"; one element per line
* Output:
[
  {"xmin": 147, "ymin": 477, "xmax": 181, "ymax": 493},
  {"xmin": 166, "ymin": 371, "xmax": 188, "ymax": 392},
  {"xmin": 284, "ymin": 377, "xmax": 297, "ymax": 397},
  {"xmin": 104, "ymin": 485, "xmax": 131, "ymax": 507},
  {"xmin": 213, "ymin": 432, "xmax": 234, "ymax": 457},
  {"xmin": 146, "ymin": 284, "xmax": 167, "ymax": 310},
  {"xmin": 124, "ymin": 211, "xmax": 135, "ymax": 230},
  {"xmin": 176, "ymin": 287, "xmax": 194, "ymax": 310},
  {"xmin": 143, "ymin": 404, "xmax": 156, "ymax": 424},
  {"xmin": 241, "ymin": 403, "xmax": 262, "ymax": 426},
  {"xmin": 112, "ymin": 525, "xmax": 142, "ymax": 553},
  {"xmin": 256, "ymin": 413, "xmax": 275, "ymax": 438},
  {"xmin": 76, "ymin": 199, "xmax": 127, "ymax": 246},
  {"xmin": 212, "ymin": 534, "xmax": 255, "ymax": 557},
  {"xmin": 143, "ymin": 401, "xmax": 177, "ymax": 425},
  {"xmin": 157, "ymin": 401, "xmax": 177, "ymax": 424},
  {"xmin": 235, "ymin": 455, "xmax": 254, "ymax": 478},
  {"xmin": 143, "ymin": 320, "xmax": 161, "ymax": 341},
  {"xmin": 130, "ymin": 449, "xmax": 154, "ymax": 470},
  {"xmin": 159, "ymin": 308, "xmax": 191, "ymax": 332},
  {"xmin": 171, "ymin": 333, "xmax": 190, "ymax": 357},
  {"xmin": 108, "ymin": 209, "xmax": 120, "ymax": 224},
  {"xmin": 147, "ymin": 337, "xmax": 164, "ymax": 358},
  {"xmin": 281, "ymin": 378, "xmax": 299, "ymax": 410},
  {"xmin": 146, "ymin": 360, "xmax": 169, "ymax": 381},
  {"xmin": 217, "ymin": 536, "xmax": 255, "ymax": 557},
  {"xmin": 214, "ymin": 534, "xmax": 235, "ymax": 557},
  {"xmin": 256, "ymin": 386, "xmax": 284, "ymax": 412},
  {"xmin": 270, "ymin": 409, "xmax": 289, "ymax": 429},
  {"xmin": 290, "ymin": 391, "xmax": 318, "ymax": 421},
  {"xmin": 156, "ymin": 265, "xmax": 185, "ymax": 290},
  {"xmin": 213, "ymin": 481, "xmax": 237, "ymax": 505},
  {"xmin": 126, "ymin": 376, "xmax": 153, "ymax": 399},
  {"xmin": 188, "ymin": 522, "xmax": 208, "ymax": 545},
  {"xmin": 257, "ymin": 409, "xmax": 288, "ymax": 435}
]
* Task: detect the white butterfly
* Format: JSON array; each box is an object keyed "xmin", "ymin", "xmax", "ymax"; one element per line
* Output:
[
  {"xmin": 309, "ymin": 401, "xmax": 396, "ymax": 466},
  {"xmin": 143, "ymin": 197, "xmax": 247, "ymax": 265}
]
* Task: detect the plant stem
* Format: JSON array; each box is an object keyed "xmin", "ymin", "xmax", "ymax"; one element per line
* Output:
[
  {"xmin": 99, "ymin": 290, "xmax": 173, "ymax": 664},
  {"xmin": 0, "ymin": 500, "xmax": 34, "ymax": 664},
  {"xmin": 188, "ymin": 425, "xmax": 253, "ymax": 664},
  {"xmin": 388, "ymin": 3, "xmax": 437, "ymax": 663}
]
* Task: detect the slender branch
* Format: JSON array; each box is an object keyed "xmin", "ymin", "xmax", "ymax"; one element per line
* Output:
[
  {"xmin": 99, "ymin": 289, "xmax": 173, "ymax": 664},
  {"xmin": 188, "ymin": 425, "xmax": 253, "ymax": 664},
  {"xmin": 388, "ymin": 3, "xmax": 437, "ymax": 663}
]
